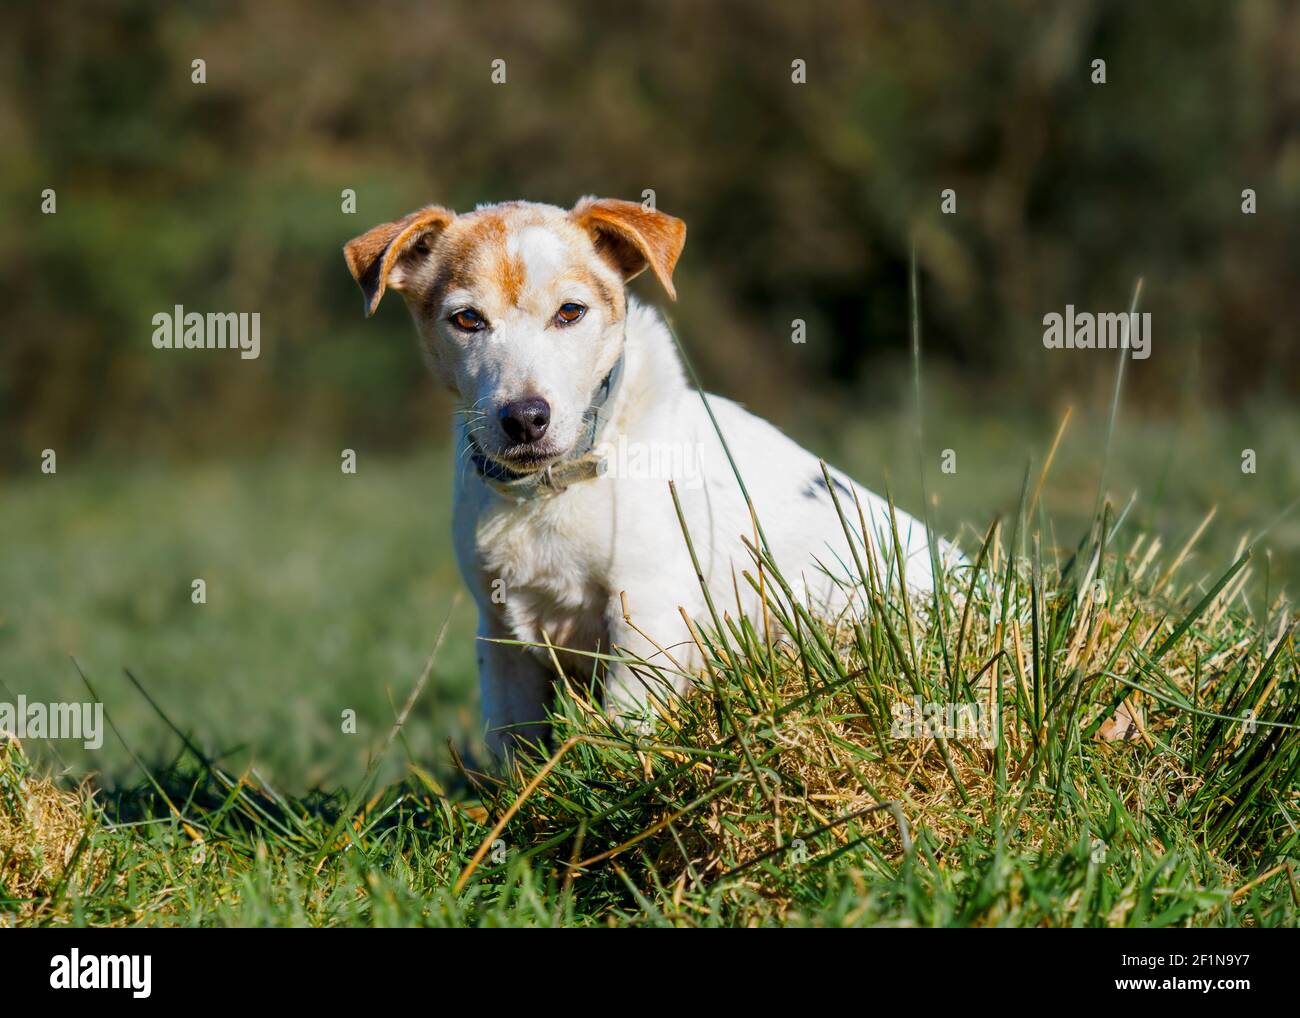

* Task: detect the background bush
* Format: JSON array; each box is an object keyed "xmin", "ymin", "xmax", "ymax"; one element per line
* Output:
[{"xmin": 3, "ymin": 0, "xmax": 1297, "ymax": 464}]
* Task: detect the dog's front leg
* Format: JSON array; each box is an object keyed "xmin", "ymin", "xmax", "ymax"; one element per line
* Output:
[
  {"xmin": 602, "ymin": 602, "xmax": 698, "ymax": 728},
  {"xmin": 476, "ymin": 615, "xmax": 555, "ymax": 763}
]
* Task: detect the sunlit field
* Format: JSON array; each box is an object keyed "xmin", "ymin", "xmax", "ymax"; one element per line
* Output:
[{"xmin": 3, "ymin": 391, "xmax": 1297, "ymax": 927}]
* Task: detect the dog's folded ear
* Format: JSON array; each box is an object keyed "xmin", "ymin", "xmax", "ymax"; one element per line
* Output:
[
  {"xmin": 344, "ymin": 205, "xmax": 455, "ymax": 316},
  {"xmin": 571, "ymin": 197, "xmax": 687, "ymax": 300}
]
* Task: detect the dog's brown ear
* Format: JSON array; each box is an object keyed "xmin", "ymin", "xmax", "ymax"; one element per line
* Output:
[
  {"xmin": 344, "ymin": 205, "xmax": 455, "ymax": 316},
  {"xmin": 571, "ymin": 197, "xmax": 686, "ymax": 300}
]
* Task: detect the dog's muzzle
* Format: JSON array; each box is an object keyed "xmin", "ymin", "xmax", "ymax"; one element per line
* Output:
[{"xmin": 467, "ymin": 352, "xmax": 625, "ymax": 500}]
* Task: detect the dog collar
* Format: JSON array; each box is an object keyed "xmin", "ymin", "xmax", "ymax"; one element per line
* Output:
[{"xmin": 467, "ymin": 351, "xmax": 624, "ymax": 500}]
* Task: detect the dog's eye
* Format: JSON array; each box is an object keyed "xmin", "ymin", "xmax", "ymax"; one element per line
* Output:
[
  {"xmin": 555, "ymin": 302, "xmax": 586, "ymax": 326},
  {"xmin": 450, "ymin": 308, "xmax": 486, "ymax": 332}
]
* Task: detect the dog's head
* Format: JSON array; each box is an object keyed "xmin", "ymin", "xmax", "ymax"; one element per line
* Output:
[{"xmin": 345, "ymin": 197, "xmax": 685, "ymax": 473}]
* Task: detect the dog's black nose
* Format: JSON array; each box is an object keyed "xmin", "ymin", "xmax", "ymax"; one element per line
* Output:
[{"xmin": 499, "ymin": 398, "xmax": 551, "ymax": 444}]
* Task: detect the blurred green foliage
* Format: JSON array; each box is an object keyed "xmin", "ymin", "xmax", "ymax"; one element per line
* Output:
[{"xmin": 2, "ymin": 0, "xmax": 1297, "ymax": 465}]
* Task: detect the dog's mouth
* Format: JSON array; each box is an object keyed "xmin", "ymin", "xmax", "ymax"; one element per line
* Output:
[{"xmin": 470, "ymin": 437, "xmax": 564, "ymax": 475}]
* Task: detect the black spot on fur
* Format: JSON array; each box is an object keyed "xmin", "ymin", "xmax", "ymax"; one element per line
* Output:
[{"xmin": 803, "ymin": 473, "xmax": 853, "ymax": 501}]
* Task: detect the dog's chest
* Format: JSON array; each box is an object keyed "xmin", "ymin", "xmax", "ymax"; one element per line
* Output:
[{"xmin": 473, "ymin": 496, "xmax": 611, "ymax": 656}]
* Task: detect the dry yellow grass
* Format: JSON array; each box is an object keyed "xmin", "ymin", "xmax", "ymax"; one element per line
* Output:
[{"xmin": 0, "ymin": 736, "xmax": 106, "ymax": 924}]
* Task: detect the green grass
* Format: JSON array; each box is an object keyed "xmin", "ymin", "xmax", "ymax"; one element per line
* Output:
[
  {"xmin": 0, "ymin": 453, "xmax": 480, "ymax": 788},
  {"xmin": 1, "ymin": 401, "xmax": 1298, "ymax": 926}
]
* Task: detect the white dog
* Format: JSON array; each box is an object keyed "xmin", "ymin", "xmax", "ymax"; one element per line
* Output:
[{"xmin": 346, "ymin": 198, "xmax": 955, "ymax": 758}]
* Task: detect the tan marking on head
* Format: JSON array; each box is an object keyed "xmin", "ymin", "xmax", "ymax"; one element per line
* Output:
[
  {"xmin": 425, "ymin": 209, "xmax": 535, "ymax": 307},
  {"xmin": 591, "ymin": 270, "xmax": 621, "ymax": 318},
  {"xmin": 496, "ymin": 249, "xmax": 527, "ymax": 305}
]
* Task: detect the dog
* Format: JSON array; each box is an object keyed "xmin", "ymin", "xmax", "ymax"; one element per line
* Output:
[{"xmin": 346, "ymin": 197, "xmax": 957, "ymax": 759}]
